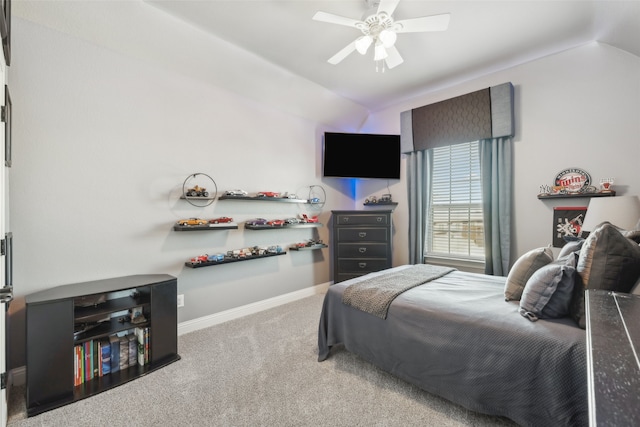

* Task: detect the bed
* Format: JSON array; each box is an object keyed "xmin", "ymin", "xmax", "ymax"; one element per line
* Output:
[{"xmin": 318, "ymin": 265, "xmax": 588, "ymax": 426}]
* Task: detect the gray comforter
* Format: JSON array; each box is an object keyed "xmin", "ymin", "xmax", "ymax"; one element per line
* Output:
[{"xmin": 318, "ymin": 266, "xmax": 587, "ymax": 426}]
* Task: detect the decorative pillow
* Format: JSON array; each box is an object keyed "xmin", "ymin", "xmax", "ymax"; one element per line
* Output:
[
  {"xmin": 557, "ymin": 238, "xmax": 584, "ymax": 261},
  {"xmin": 519, "ymin": 259, "xmax": 576, "ymax": 322},
  {"xmin": 570, "ymin": 223, "xmax": 640, "ymax": 328},
  {"xmin": 504, "ymin": 246, "xmax": 554, "ymax": 301}
]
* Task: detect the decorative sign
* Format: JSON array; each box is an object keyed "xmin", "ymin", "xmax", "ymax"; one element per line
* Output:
[
  {"xmin": 553, "ymin": 206, "xmax": 588, "ymax": 247},
  {"xmin": 554, "ymin": 168, "xmax": 591, "ymax": 193}
]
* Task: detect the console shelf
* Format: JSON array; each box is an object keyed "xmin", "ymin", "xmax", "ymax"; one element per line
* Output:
[
  {"xmin": 26, "ymin": 274, "xmax": 180, "ymax": 417},
  {"xmin": 173, "ymin": 223, "xmax": 238, "ymax": 231},
  {"xmin": 244, "ymin": 223, "xmax": 322, "ymax": 230}
]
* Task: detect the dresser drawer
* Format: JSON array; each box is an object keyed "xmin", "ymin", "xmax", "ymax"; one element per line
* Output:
[
  {"xmin": 337, "ymin": 227, "xmax": 388, "ymax": 242},
  {"xmin": 337, "ymin": 243, "xmax": 389, "ymax": 258},
  {"xmin": 335, "ymin": 213, "xmax": 389, "ymax": 226},
  {"xmin": 338, "ymin": 259, "xmax": 391, "ymax": 273}
]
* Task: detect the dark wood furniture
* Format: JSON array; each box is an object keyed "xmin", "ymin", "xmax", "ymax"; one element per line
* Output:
[
  {"xmin": 331, "ymin": 210, "xmax": 392, "ymax": 283},
  {"xmin": 26, "ymin": 274, "xmax": 180, "ymax": 416},
  {"xmin": 585, "ymin": 289, "xmax": 640, "ymax": 426}
]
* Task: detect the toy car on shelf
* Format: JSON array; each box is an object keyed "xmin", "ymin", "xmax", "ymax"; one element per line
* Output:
[
  {"xmin": 209, "ymin": 217, "xmax": 233, "ymax": 224},
  {"xmin": 246, "ymin": 218, "xmax": 268, "ymax": 226},
  {"xmin": 308, "ymin": 197, "xmax": 321, "ymax": 204},
  {"xmin": 190, "ymin": 254, "xmax": 209, "ymax": 264},
  {"xmin": 186, "ymin": 185, "xmax": 209, "ymax": 197},
  {"xmin": 257, "ymin": 191, "xmax": 279, "ymax": 197},
  {"xmin": 267, "ymin": 245, "xmax": 284, "ymax": 254},
  {"xmin": 301, "ymin": 214, "xmax": 319, "ymax": 223},
  {"xmin": 284, "ymin": 218, "xmax": 300, "ymax": 225},
  {"xmin": 267, "ymin": 219, "xmax": 285, "ymax": 227},
  {"xmin": 177, "ymin": 218, "xmax": 208, "ymax": 226},
  {"xmin": 207, "ymin": 253, "xmax": 225, "ymax": 262},
  {"xmin": 224, "ymin": 189, "xmax": 248, "ymax": 196}
]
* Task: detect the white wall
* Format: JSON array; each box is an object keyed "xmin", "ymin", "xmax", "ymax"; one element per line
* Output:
[
  {"xmin": 363, "ymin": 42, "xmax": 640, "ymax": 264},
  {"xmin": 7, "ymin": 17, "xmax": 360, "ymax": 369}
]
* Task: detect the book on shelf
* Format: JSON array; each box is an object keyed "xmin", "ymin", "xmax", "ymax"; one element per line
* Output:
[
  {"xmin": 100, "ymin": 338, "xmax": 111, "ymax": 376},
  {"xmin": 74, "ymin": 345, "xmax": 83, "ymax": 386},
  {"xmin": 83, "ymin": 341, "xmax": 93, "ymax": 382},
  {"xmin": 119, "ymin": 335, "xmax": 129, "ymax": 371},
  {"xmin": 109, "ymin": 335, "xmax": 120, "ymax": 373},
  {"xmin": 135, "ymin": 326, "xmax": 150, "ymax": 366},
  {"xmin": 127, "ymin": 334, "xmax": 137, "ymax": 367}
]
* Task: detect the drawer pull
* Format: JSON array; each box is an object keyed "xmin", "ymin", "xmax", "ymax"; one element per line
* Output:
[
  {"xmin": 376, "ymin": 217, "xmax": 383, "ymax": 222},
  {"xmin": 343, "ymin": 218, "xmax": 349, "ymax": 223},
  {"xmin": 359, "ymin": 232, "xmax": 367, "ymax": 238},
  {"xmin": 358, "ymin": 262, "xmax": 367, "ymax": 269},
  {"xmin": 358, "ymin": 247, "xmax": 367, "ymax": 253}
]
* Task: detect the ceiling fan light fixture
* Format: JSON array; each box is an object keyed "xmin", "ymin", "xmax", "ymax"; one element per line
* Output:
[
  {"xmin": 378, "ymin": 29, "xmax": 397, "ymax": 48},
  {"xmin": 355, "ymin": 36, "xmax": 373, "ymax": 55},
  {"xmin": 374, "ymin": 43, "xmax": 388, "ymax": 61}
]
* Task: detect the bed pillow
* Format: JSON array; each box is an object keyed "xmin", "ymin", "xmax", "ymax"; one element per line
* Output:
[
  {"xmin": 504, "ymin": 246, "xmax": 554, "ymax": 301},
  {"xmin": 557, "ymin": 238, "xmax": 584, "ymax": 260},
  {"xmin": 519, "ymin": 258, "xmax": 576, "ymax": 322},
  {"xmin": 570, "ymin": 223, "xmax": 640, "ymax": 328}
]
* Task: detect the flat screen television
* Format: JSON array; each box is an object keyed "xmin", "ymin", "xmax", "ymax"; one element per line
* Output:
[{"xmin": 322, "ymin": 132, "xmax": 401, "ymax": 179}]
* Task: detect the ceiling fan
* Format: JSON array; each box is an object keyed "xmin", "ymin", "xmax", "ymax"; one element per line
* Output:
[{"xmin": 312, "ymin": 0, "xmax": 450, "ymax": 70}]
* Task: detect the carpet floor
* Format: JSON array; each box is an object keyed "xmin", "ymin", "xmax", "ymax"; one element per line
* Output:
[{"xmin": 7, "ymin": 292, "xmax": 516, "ymax": 426}]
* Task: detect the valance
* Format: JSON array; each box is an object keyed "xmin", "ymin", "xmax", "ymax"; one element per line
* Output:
[{"xmin": 401, "ymin": 82, "xmax": 514, "ymax": 153}]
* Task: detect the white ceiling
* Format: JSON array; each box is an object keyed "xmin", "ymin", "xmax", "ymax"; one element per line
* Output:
[{"xmin": 144, "ymin": 0, "xmax": 640, "ymax": 111}]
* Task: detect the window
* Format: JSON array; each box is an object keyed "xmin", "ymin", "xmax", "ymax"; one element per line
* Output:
[{"xmin": 426, "ymin": 141, "xmax": 485, "ymax": 261}]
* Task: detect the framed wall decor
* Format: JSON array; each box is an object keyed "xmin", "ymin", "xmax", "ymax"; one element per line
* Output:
[
  {"xmin": 3, "ymin": 85, "xmax": 10, "ymax": 167},
  {"xmin": 553, "ymin": 206, "xmax": 588, "ymax": 247}
]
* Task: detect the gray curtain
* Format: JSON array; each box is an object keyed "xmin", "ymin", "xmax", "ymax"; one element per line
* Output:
[
  {"xmin": 480, "ymin": 137, "xmax": 513, "ymax": 276},
  {"xmin": 406, "ymin": 150, "xmax": 432, "ymax": 264}
]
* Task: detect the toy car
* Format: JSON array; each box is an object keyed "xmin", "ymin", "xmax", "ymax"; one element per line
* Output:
[
  {"xmin": 186, "ymin": 185, "xmax": 209, "ymax": 197},
  {"xmin": 178, "ymin": 218, "xmax": 208, "ymax": 226},
  {"xmin": 267, "ymin": 219, "xmax": 285, "ymax": 227},
  {"xmin": 224, "ymin": 190, "xmax": 248, "ymax": 196},
  {"xmin": 190, "ymin": 254, "xmax": 208, "ymax": 264},
  {"xmin": 257, "ymin": 191, "xmax": 279, "ymax": 197},
  {"xmin": 284, "ymin": 218, "xmax": 300, "ymax": 225},
  {"xmin": 301, "ymin": 214, "xmax": 319, "ymax": 223},
  {"xmin": 267, "ymin": 245, "xmax": 283, "ymax": 254},
  {"xmin": 246, "ymin": 218, "xmax": 268, "ymax": 226},
  {"xmin": 209, "ymin": 217, "xmax": 233, "ymax": 224},
  {"xmin": 308, "ymin": 197, "xmax": 320, "ymax": 204},
  {"xmin": 207, "ymin": 253, "xmax": 225, "ymax": 262}
]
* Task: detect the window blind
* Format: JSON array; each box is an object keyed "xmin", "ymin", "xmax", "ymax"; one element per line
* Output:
[{"xmin": 427, "ymin": 141, "xmax": 485, "ymax": 260}]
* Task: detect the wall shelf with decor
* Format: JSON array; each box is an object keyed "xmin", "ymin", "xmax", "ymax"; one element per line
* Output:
[
  {"xmin": 538, "ymin": 191, "xmax": 616, "ymax": 200},
  {"xmin": 173, "ymin": 223, "xmax": 238, "ymax": 232},
  {"xmin": 218, "ymin": 195, "xmax": 320, "ymax": 205},
  {"xmin": 244, "ymin": 223, "xmax": 322, "ymax": 230},
  {"xmin": 185, "ymin": 251, "xmax": 286, "ymax": 268},
  {"xmin": 289, "ymin": 242, "xmax": 328, "ymax": 251}
]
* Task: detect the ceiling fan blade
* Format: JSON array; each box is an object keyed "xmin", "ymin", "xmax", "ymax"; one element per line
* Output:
[
  {"xmin": 328, "ymin": 41, "xmax": 357, "ymax": 65},
  {"xmin": 377, "ymin": 0, "xmax": 400, "ymax": 17},
  {"xmin": 384, "ymin": 45, "xmax": 404, "ymax": 69},
  {"xmin": 312, "ymin": 11, "xmax": 361, "ymax": 28},
  {"xmin": 394, "ymin": 13, "xmax": 451, "ymax": 33}
]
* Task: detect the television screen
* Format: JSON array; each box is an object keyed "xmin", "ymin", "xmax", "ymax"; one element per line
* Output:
[{"xmin": 322, "ymin": 132, "xmax": 401, "ymax": 179}]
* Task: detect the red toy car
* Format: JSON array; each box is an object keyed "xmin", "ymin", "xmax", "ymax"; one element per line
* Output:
[
  {"xmin": 190, "ymin": 254, "xmax": 208, "ymax": 264},
  {"xmin": 257, "ymin": 192, "xmax": 279, "ymax": 197},
  {"xmin": 301, "ymin": 214, "xmax": 319, "ymax": 223},
  {"xmin": 209, "ymin": 217, "xmax": 233, "ymax": 224},
  {"xmin": 267, "ymin": 219, "xmax": 285, "ymax": 227}
]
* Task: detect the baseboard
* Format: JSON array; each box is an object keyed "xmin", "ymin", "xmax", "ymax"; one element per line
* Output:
[
  {"xmin": 10, "ymin": 282, "xmax": 332, "ymax": 388},
  {"xmin": 177, "ymin": 281, "xmax": 331, "ymax": 336}
]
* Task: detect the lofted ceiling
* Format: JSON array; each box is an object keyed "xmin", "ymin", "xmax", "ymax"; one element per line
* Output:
[{"xmin": 144, "ymin": 0, "xmax": 640, "ymax": 111}]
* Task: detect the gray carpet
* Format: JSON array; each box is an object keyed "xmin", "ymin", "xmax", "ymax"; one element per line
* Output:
[{"xmin": 8, "ymin": 292, "xmax": 516, "ymax": 426}]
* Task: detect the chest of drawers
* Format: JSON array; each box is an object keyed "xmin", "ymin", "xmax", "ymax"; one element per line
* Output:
[{"xmin": 332, "ymin": 210, "xmax": 392, "ymax": 283}]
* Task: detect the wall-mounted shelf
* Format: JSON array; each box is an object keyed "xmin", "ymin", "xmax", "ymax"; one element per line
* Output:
[
  {"xmin": 244, "ymin": 223, "xmax": 322, "ymax": 230},
  {"xmin": 179, "ymin": 196, "xmax": 216, "ymax": 201},
  {"xmin": 537, "ymin": 191, "xmax": 616, "ymax": 200},
  {"xmin": 173, "ymin": 223, "xmax": 238, "ymax": 231},
  {"xmin": 289, "ymin": 244, "xmax": 328, "ymax": 251},
  {"xmin": 364, "ymin": 202, "xmax": 398, "ymax": 207},
  {"xmin": 185, "ymin": 251, "xmax": 286, "ymax": 268},
  {"xmin": 218, "ymin": 195, "xmax": 319, "ymax": 204}
]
